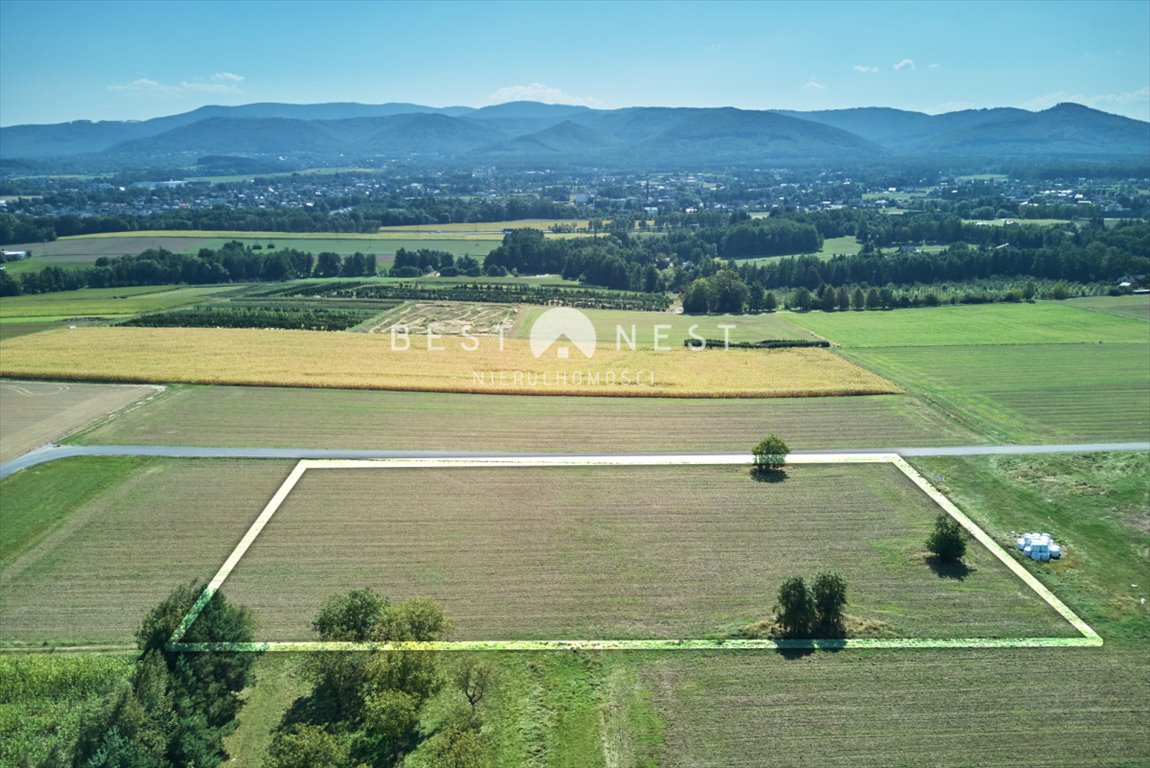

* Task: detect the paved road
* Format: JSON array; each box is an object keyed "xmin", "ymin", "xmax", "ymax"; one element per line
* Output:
[{"xmin": 2, "ymin": 442, "xmax": 1147, "ymax": 480}]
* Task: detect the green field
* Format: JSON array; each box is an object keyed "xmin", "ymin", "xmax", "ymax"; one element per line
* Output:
[
  {"xmin": 0, "ymin": 284, "xmax": 243, "ymax": 322},
  {"xmin": 0, "ymin": 654, "xmax": 134, "ymax": 766},
  {"xmin": 913, "ymin": 452, "xmax": 1149, "ymax": 641},
  {"xmin": 787, "ymin": 301, "xmax": 1149, "ymax": 347},
  {"xmin": 0, "ymin": 236, "xmax": 211, "ymax": 275},
  {"xmin": 515, "ymin": 306, "xmax": 817, "ymax": 346},
  {"xmin": 1065, "ymin": 294, "xmax": 1150, "ymax": 322},
  {"xmin": 742, "ymin": 235, "xmax": 862, "ymax": 264},
  {"xmin": 70, "ymin": 385, "xmax": 981, "ymax": 451},
  {"xmin": 0, "ymin": 458, "xmax": 294, "ymax": 644},
  {"xmin": 843, "ymin": 344, "xmax": 1150, "ymax": 443}
]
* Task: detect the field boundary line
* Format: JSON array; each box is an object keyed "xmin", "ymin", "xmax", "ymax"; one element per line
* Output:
[
  {"xmin": 891, "ymin": 456, "xmax": 1102, "ymax": 643},
  {"xmin": 168, "ymin": 453, "xmax": 1102, "ymax": 652},
  {"xmin": 167, "ymin": 462, "xmax": 309, "ymax": 647}
]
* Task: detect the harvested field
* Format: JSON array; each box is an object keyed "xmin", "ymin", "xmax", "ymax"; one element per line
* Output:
[
  {"xmin": 367, "ymin": 301, "xmax": 521, "ymax": 336},
  {"xmin": 0, "ymin": 379, "xmax": 158, "ymax": 462},
  {"xmin": 0, "ymin": 458, "xmax": 295, "ymax": 644},
  {"xmin": 0, "ymin": 326, "xmax": 900, "ymax": 397},
  {"xmin": 645, "ymin": 647, "xmax": 1149, "ymax": 767},
  {"xmin": 844, "ymin": 343, "xmax": 1150, "ymax": 442},
  {"xmin": 221, "ymin": 464, "xmax": 1073, "ymax": 642},
  {"xmin": 72, "ymin": 385, "xmax": 981, "ymax": 451}
]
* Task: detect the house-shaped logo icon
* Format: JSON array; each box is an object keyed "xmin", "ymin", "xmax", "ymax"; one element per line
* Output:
[{"xmin": 529, "ymin": 307, "xmax": 597, "ymax": 359}]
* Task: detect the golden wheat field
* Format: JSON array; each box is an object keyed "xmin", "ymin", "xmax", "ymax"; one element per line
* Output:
[{"xmin": 0, "ymin": 327, "xmax": 899, "ymax": 397}]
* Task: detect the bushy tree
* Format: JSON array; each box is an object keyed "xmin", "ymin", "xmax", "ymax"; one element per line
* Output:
[
  {"xmin": 927, "ymin": 513, "xmax": 968, "ymax": 561},
  {"xmin": 74, "ymin": 583, "xmax": 256, "ymax": 768},
  {"xmin": 752, "ymin": 434, "xmax": 790, "ymax": 473},
  {"xmin": 775, "ymin": 576, "xmax": 815, "ymax": 637},
  {"xmin": 263, "ymin": 724, "xmax": 354, "ymax": 768},
  {"xmin": 812, "ymin": 571, "xmax": 848, "ymax": 629}
]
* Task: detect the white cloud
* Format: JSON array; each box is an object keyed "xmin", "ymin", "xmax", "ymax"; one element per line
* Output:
[
  {"xmin": 893, "ymin": 58, "xmax": 916, "ymax": 71},
  {"xmin": 107, "ymin": 78, "xmax": 162, "ymax": 92},
  {"xmin": 929, "ymin": 63, "xmax": 941, "ymax": 69},
  {"xmin": 853, "ymin": 65, "xmax": 879, "ymax": 74},
  {"xmin": 106, "ymin": 74, "xmax": 245, "ymax": 96},
  {"xmin": 487, "ymin": 83, "xmax": 602, "ymax": 107},
  {"xmin": 803, "ymin": 80, "xmax": 827, "ymax": 90}
]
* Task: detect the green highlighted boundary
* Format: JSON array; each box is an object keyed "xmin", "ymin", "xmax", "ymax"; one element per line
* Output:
[{"xmin": 169, "ymin": 454, "xmax": 1102, "ymax": 653}]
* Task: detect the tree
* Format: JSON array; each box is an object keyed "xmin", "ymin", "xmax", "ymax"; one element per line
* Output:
[
  {"xmin": 835, "ymin": 286, "xmax": 850, "ymax": 311},
  {"xmin": 851, "ymin": 287, "xmax": 865, "ymax": 310},
  {"xmin": 452, "ymin": 657, "xmax": 498, "ymax": 720},
  {"xmin": 819, "ymin": 284, "xmax": 837, "ymax": 312},
  {"xmin": 789, "ymin": 286, "xmax": 812, "ymax": 311},
  {"xmin": 775, "ymin": 576, "xmax": 815, "ymax": 637},
  {"xmin": 926, "ymin": 513, "xmax": 967, "ymax": 561},
  {"xmin": 264, "ymin": 724, "xmax": 354, "ymax": 768},
  {"xmin": 752, "ymin": 434, "xmax": 789, "ymax": 474},
  {"xmin": 313, "ymin": 251, "xmax": 342, "ymax": 278},
  {"xmin": 763, "ymin": 291, "xmax": 778, "ymax": 312},
  {"xmin": 812, "ymin": 571, "xmax": 848, "ymax": 629},
  {"xmin": 313, "ymin": 587, "xmax": 388, "ymax": 642},
  {"xmin": 75, "ymin": 583, "xmax": 257, "ymax": 768},
  {"xmin": 865, "ymin": 287, "xmax": 881, "ymax": 310}
]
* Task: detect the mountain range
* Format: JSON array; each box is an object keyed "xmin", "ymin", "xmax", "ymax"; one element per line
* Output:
[{"xmin": 2, "ymin": 101, "xmax": 1147, "ymax": 170}]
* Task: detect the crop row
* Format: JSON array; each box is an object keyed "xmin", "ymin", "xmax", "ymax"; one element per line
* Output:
[{"xmin": 120, "ymin": 304, "xmax": 376, "ymax": 332}]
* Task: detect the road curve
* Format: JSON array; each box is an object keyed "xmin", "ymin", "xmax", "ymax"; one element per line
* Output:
[{"xmin": 2, "ymin": 442, "xmax": 1147, "ymax": 480}]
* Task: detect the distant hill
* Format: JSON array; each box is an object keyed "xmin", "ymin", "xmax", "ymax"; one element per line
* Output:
[
  {"xmin": 773, "ymin": 104, "xmax": 1149, "ymax": 158},
  {"xmin": 2, "ymin": 100, "xmax": 1147, "ymax": 170}
]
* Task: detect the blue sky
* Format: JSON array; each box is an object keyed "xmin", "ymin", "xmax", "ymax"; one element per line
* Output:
[{"xmin": 2, "ymin": 0, "xmax": 1147, "ymax": 126}]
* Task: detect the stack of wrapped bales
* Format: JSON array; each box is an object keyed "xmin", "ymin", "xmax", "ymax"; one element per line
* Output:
[{"xmin": 1015, "ymin": 532, "xmax": 1062, "ymax": 561}]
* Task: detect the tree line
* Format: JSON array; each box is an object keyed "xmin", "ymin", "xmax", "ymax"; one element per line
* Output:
[
  {"xmin": 0, "ymin": 242, "xmax": 378, "ymax": 296},
  {"xmin": 62, "ymin": 584, "xmax": 491, "ymax": 768}
]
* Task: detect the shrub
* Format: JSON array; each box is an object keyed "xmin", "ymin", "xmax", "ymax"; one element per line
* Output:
[{"xmin": 752, "ymin": 434, "xmax": 790, "ymax": 473}]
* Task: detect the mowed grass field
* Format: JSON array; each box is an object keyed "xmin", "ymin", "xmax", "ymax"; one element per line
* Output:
[
  {"xmin": 740, "ymin": 235, "xmax": 862, "ymax": 263},
  {"xmin": 221, "ymin": 463, "xmax": 1073, "ymax": 642},
  {"xmin": 214, "ymin": 450, "xmax": 1150, "ymax": 767},
  {"xmin": 0, "ymin": 326, "xmax": 899, "ymax": 397},
  {"xmin": 841, "ymin": 344, "xmax": 1150, "ymax": 442},
  {"xmin": 70, "ymin": 385, "xmax": 981, "ymax": 451},
  {"xmin": 0, "ymin": 457, "xmax": 295, "ymax": 644},
  {"xmin": 0, "ymin": 379, "xmax": 157, "ymax": 462},
  {"xmin": 778, "ymin": 302, "xmax": 1150, "ymax": 442},
  {"xmin": 787, "ymin": 301, "xmax": 1149, "ymax": 347},
  {"xmin": 640, "ymin": 451, "xmax": 1149, "ymax": 767},
  {"xmin": 1066, "ymin": 293, "xmax": 1150, "ymax": 322},
  {"xmin": 643, "ymin": 647, "xmax": 1148, "ymax": 767}
]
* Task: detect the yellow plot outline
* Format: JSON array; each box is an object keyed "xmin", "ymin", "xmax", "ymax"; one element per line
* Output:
[{"xmin": 169, "ymin": 454, "xmax": 1102, "ymax": 653}]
